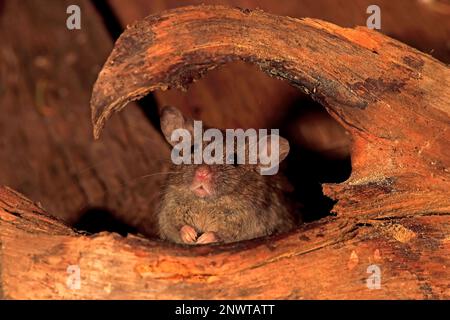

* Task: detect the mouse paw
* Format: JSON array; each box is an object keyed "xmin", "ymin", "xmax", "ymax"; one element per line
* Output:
[
  {"xmin": 180, "ymin": 225, "xmax": 197, "ymax": 244},
  {"xmin": 196, "ymin": 232, "xmax": 218, "ymax": 244}
]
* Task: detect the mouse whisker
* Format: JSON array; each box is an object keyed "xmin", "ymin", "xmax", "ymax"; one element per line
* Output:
[
  {"xmin": 130, "ymin": 171, "xmax": 182, "ymax": 181},
  {"xmin": 59, "ymin": 170, "xmax": 180, "ymax": 209}
]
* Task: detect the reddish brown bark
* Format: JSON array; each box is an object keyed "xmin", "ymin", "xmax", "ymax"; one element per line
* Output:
[
  {"xmin": 91, "ymin": 5, "xmax": 450, "ymax": 218},
  {"xmin": 1, "ymin": 186, "xmax": 449, "ymax": 299},
  {"xmin": 105, "ymin": 0, "xmax": 450, "ymax": 163},
  {"xmin": 106, "ymin": 0, "xmax": 450, "ymax": 135},
  {"xmin": 1, "ymin": 4, "xmax": 448, "ymax": 300}
]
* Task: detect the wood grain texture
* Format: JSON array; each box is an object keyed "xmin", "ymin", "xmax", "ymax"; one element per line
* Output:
[
  {"xmin": 1, "ymin": 3, "xmax": 448, "ymax": 300},
  {"xmin": 91, "ymin": 5, "xmax": 450, "ymax": 218},
  {"xmin": 1, "ymin": 186, "xmax": 449, "ymax": 299},
  {"xmin": 106, "ymin": 0, "xmax": 449, "ymax": 152}
]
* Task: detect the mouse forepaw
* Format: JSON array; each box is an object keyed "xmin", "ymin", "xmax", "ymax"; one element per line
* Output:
[
  {"xmin": 196, "ymin": 232, "xmax": 218, "ymax": 244},
  {"xmin": 180, "ymin": 225, "xmax": 197, "ymax": 244}
]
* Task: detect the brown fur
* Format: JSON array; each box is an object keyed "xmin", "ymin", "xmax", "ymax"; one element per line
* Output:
[{"xmin": 157, "ymin": 106, "xmax": 299, "ymax": 244}]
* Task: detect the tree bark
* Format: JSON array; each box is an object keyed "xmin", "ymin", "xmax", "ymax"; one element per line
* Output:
[
  {"xmin": 106, "ymin": 0, "xmax": 450, "ymax": 128},
  {"xmin": 91, "ymin": 5, "xmax": 450, "ymax": 218},
  {"xmin": 1, "ymin": 186, "xmax": 449, "ymax": 299},
  {"xmin": 1, "ymin": 5, "xmax": 449, "ymax": 299},
  {"xmin": 104, "ymin": 0, "xmax": 450, "ymax": 185}
]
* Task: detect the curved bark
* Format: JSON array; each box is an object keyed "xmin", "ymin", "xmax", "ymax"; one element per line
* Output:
[
  {"xmin": 91, "ymin": 5, "xmax": 450, "ymax": 218},
  {"xmin": 1, "ymin": 186, "xmax": 449, "ymax": 299},
  {"xmin": 3, "ymin": 4, "xmax": 449, "ymax": 300}
]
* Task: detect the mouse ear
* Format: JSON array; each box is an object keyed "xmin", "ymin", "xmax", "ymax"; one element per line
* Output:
[
  {"xmin": 255, "ymin": 134, "xmax": 290, "ymax": 169},
  {"xmin": 277, "ymin": 136, "xmax": 290, "ymax": 163},
  {"xmin": 160, "ymin": 106, "xmax": 194, "ymax": 146}
]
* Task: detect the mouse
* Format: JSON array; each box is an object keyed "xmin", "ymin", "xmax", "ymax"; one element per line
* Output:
[{"xmin": 157, "ymin": 106, "xmax": 300, "ymax": 245}]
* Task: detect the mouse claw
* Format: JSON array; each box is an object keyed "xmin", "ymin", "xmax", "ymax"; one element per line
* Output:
[
  {"xmin": 180, "ymin": 225, "xmax": 197, "ymax": 244},
  {"xmin": 196, "ymin": 232, "xmax": 218, "ymax": 244}
]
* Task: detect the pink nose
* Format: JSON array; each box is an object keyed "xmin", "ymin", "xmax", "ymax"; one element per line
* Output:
[{"xmin": 194, "ymin": 166, "xmax": 211, "ymax": 180}]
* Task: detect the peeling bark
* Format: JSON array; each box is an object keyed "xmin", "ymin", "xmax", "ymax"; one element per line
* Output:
[
  {"xmin": 1, "ymin": 186, "xmax": 449, "ymax": 299},
  {"xmin": 1, "ymin": 4, "xmax": 449, "ymax": 300},
  {"xmin": 91, "ymin": 5, "xmax": 450, "ymax": 219}
]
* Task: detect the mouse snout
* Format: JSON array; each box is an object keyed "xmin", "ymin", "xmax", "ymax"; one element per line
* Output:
[
  {"xmin": 191, "ymin": 166, "xmax": 214, "ymax": 197},
  {"xmin": 194, "ymin": 166, "xmax": 212, "ymax": 181}
]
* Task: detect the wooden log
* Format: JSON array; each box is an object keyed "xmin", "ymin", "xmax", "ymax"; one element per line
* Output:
[
  {"xmin": 105, "ymin": 0, "xmax": 450, "ymax": 157},
  {"xmin": 91, "ymin": 5, "xmax": 450, "ymax": 218},
  {"xmin": 1, "ymin": 186, "xmax": 448, "ymax": 299},
  {"xmin": 1, "ymin": 4, "xmax": 448, "ymax": 300}
]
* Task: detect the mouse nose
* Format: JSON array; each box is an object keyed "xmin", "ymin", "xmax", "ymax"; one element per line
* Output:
[{"xmin": 194, "ymin": 166, "xmax": 212, "ymax": 181}]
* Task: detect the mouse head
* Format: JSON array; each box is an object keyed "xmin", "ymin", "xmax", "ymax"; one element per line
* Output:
[{"xmin": 160, "ymin": 106, "xmax": 290, "ymax": 199}]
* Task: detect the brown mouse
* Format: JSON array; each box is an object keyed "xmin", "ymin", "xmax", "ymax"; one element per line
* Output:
[{"xmin": 157, "ymin": 106, "xmax": 299, "ymax": 245}]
